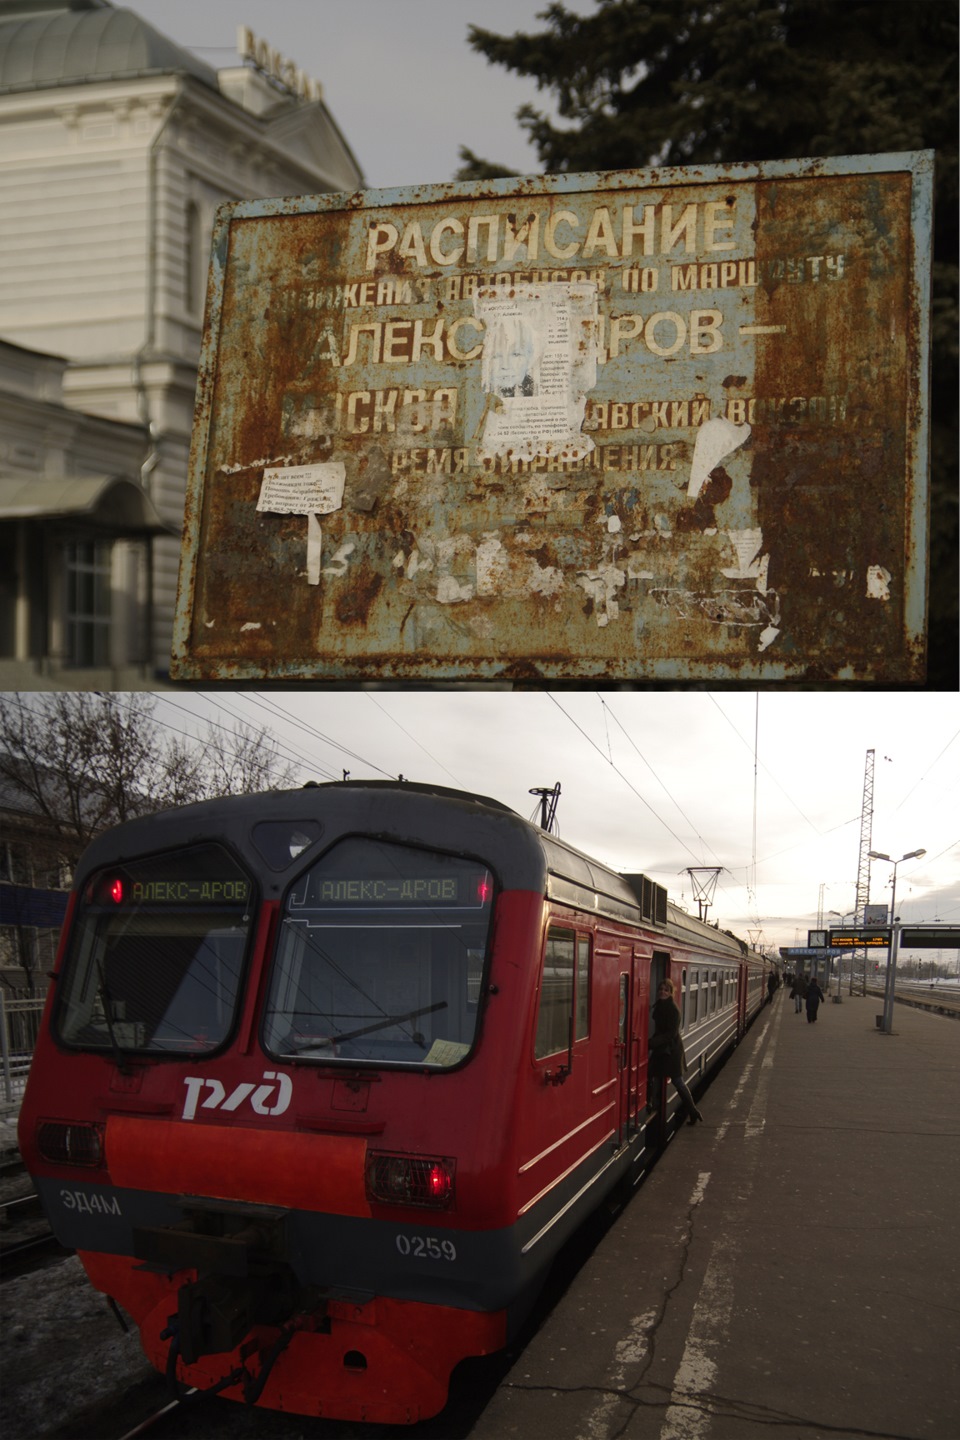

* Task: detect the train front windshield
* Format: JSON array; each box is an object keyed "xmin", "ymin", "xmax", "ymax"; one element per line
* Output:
[
  {"xmin": 263, "ymin": 837, "xmax": 495, "ymax": 1068},
  {"xmin": 55, "ymin": 845, "xmax": 252, "ymax": 1057}
]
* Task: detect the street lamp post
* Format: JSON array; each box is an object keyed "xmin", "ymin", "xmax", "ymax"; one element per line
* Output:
[
  {"xmin": 868, "ymin": 848, "xmax": 926, "ymax": 1034},
  {"xmin": 829, "ymin": 910, "xmax": 855, "ymax": 1001}
]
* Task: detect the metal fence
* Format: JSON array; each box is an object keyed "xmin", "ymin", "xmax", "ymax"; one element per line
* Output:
[{"xmin": 1, "ymin": 987, "xmax": 46, "ymax": 1109}]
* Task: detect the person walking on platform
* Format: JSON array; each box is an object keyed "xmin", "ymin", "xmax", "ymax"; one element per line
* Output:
[
  {"xmin": 805, "ymin": 976, "xmax": 826, "ymax": 1023},
  {"xmin": 650, "ymin": 979, "xmax": 703, "ymax": 1125},
  {"xmin": 791, "ymin": 972, "xmax": 808, "ymax": 1014}
]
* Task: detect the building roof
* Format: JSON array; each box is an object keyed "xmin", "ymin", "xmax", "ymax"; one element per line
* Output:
[
  {"xmin": 0, "ymin": 2, "xmax": 220, "ymax": 95},
  {"xmin": 0, "ymin": 2, "xmax": 365, "ymax": 188},
  {"xmin": 0, "ymin": 475, "xmax": 177, "ymax": 535}
]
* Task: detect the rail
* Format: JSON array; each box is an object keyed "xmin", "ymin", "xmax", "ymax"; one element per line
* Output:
[{"xmin": 862, "ymin": 980, "xmax": 960, "ymax": 1020}]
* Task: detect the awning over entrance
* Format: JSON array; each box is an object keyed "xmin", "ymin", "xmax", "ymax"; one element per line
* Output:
[{"xmin": 0, "ymin": 476, "xmax": 178, "ymax": 535}]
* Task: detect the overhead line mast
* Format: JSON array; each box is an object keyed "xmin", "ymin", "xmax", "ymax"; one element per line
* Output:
[{"xmin": 852, "ymin": 749, "xmax": 876, "ymax": 996}]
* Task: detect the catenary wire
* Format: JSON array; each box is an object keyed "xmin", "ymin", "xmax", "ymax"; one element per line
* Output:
[
  {"xmin": 599, "ymin": 697, "xmax": 724, "ymax": 867},
  {"xmin": 364, "ymin": 694, "xmax": 466, "ymax": 786},
  {"xmin": 548, "ymin": 695, "xmax": 731, "ymax": 881},
  {"xmin": 240, "ymin": 692, "xmax": 398, "ymax": 778}
]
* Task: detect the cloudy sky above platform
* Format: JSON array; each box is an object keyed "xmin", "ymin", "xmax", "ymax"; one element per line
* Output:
[{"xmin": 152, "ymin": 690, "xmax": 960, "ymax": 958}]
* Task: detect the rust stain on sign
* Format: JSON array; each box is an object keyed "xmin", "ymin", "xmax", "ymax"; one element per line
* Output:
[{"xmin": 171, "ymin": 152, "xmax": 932, "ymax": 683}]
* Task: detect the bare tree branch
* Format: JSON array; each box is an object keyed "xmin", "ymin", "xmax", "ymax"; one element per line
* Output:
[{"xmin": 0, "ymin": 694, "xmax": 298, "ymax": 863}]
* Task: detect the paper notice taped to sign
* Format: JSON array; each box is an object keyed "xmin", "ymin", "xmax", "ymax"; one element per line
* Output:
[
  {"xmin": 475, "ymin": 282, "xmax": 599, "ymax": 462},
  {"xmin": 257, "ymin": 463, "xmax": 346, "ymax": 585},
  {"xmin": 257, "ymin": 463, "xmax": 346, "ymax": 516}
]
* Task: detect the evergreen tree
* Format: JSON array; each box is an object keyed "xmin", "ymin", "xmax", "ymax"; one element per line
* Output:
[{"xmin": 460, "ymin": 0, "xmax": 957, "ymax": 686}]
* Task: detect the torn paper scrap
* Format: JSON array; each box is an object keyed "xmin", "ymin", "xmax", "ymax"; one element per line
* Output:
[
  {"xmin": 474, "ymin": 282, "xmax": 599, "ymax": 463},
  {"xmin": 257, "ymin": 462, "xmax": 347, "ymax": 587},
  {"xmin": 306, "ymin": 514, "xmax": 322, "ymax": 585},
  {"xmin": 866, "ymin": 565, "xmax": 892, "ymax": 601},
  {"xmin": 688, "ymin": 417, "xmax": 751, "ymax": 497},
  {"xmin": 721, "ymin": 528, "xmax": 769, "ymax": 589}
]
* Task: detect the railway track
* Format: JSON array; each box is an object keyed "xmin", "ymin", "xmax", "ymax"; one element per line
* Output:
[
  {"xmin": 0, "ymin": 1159, "xmax": 67, "ymax": 1278},
  {"xmin": 116, "ymin": 1393, "xmax": 192, "ymax": 1440},
  {"xmin": 861, "ymin": 982, "xmax": 960, "ymax": 1019}
]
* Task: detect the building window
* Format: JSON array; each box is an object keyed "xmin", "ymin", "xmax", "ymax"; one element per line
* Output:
[
  {"xmin": 185, "ymin": 200, "xmax": 204, "ymax": 314},
  {"xmin": 65, "ymin": 540, "xmax": 112, "ymax": 667},
  {"xmin": 1, "ymin": 841, "xmax": 33, "ymax": 885}
]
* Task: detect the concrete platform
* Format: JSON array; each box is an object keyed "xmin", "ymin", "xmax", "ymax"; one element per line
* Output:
[{"xmin": 470, "ymin": 993, "xmax": 960, "ymax": 1440}]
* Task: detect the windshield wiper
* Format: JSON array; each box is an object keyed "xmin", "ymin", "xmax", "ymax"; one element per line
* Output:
[
  {"xmin": 295, "ymin": 1000, "xmax": 448, "ymax": 1052},
  {"xmin": 91, "ymin": 954, "xmax": 131, "ymax": 1074}
]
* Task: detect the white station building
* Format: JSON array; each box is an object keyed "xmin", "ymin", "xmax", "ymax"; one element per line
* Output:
[{"xmin": 0, "ymin": 0, "xmax": 364, "ymax": 687}]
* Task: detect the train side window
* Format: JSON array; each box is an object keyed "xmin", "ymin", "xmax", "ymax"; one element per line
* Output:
[
  {"xmin": 535, "ymin": 927, "xmax": 575, "ymax": 1059},
  {"xmin": 575, "ymin": 933, "xmax": 591, "ymax": 1041}
]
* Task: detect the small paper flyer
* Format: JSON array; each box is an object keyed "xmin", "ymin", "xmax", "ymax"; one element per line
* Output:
[{"xmin": 257, "ymin": 462, "xmax": 346, "ymax": 516}]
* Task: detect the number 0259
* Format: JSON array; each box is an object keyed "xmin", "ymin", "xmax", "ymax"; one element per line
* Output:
[{"xmin": 396, "ymin": 1234, "xmax": 457, "ymax": 1261}]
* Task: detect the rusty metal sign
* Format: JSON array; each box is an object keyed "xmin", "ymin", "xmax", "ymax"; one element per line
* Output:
[{"xmin": 171, "ymin": 151, "xmax": 932, "ymax": 683}]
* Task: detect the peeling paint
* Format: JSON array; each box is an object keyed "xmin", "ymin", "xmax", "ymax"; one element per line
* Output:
[
  {"xmin": 436, "ymin": 575, "xmax": 475, "ymax": 605},
  {"xmin": 578, "ymin": 565, "xmax": 626, "ymax": 627},
  {"xmin": 322, "ymin": 542, "xmax": 356, "ymax": 577}
]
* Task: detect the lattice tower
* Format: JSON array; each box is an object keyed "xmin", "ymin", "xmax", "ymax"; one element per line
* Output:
[{"xmin": 854, "ymin": 749, "xmax": 875, "ymax": 924}]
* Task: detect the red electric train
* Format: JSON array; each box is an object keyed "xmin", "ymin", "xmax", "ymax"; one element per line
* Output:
[{"xmin": 18, "ymin": 781, "xmax": 771, "ymax": 1424}]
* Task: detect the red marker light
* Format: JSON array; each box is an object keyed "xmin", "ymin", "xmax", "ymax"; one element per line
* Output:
[
  {"xmin": 427, "ymin": 1162, "xmax": 452, "ymax": 1201},
  {"xmin": 365, "ymin": 1153, "xmax": 456, "ymax": 1209},
  {"xmin": 476, "ymin": 875, "xmax": 492, "ymax": 903},
  {"xmin": 109, "ymin": 878, "xmax": 124, "ymax": 904}
]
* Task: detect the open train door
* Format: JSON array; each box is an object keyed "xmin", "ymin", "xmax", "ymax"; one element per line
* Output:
[
  {"xmin": 616, "ymin": 947, "xmax": 644, "ymax": 1147},
  {"xmin": 645, "ymin": 952, "xmax": 671, "ymax": 1143},
  {"xmin": 737, "ymin": 959, "xmax": 749, "ymax": 1037}
]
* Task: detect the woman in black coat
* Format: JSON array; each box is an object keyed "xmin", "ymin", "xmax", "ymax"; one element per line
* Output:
[
  {"xmin": 650, "ymin": 978, "xmax": 704, "ymax": 1124},
  {"xmin": 805, "ymin": 976, "xmax": 826, "ymax": 1022}
]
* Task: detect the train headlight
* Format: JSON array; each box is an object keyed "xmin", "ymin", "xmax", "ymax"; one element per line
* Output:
[
  {"xmin": 365, "ymin": 1152, "xmax": 455, "ymax": 1209},
  {"xmin": 37, "ymin": 1121, "xmax": 105, "ymax": 1167}
]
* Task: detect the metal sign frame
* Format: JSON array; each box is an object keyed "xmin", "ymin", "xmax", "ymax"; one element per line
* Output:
[
  {"xmin": 899, "ymin": 928, "xmax": 960, "ymax": 949},
  {"xmin": 829, "ymin": 930, "xmax": 891, "ymax": 948},
  {"xmin": 171, "ymin": 151, "xmax": 933, "ymax": 684}
]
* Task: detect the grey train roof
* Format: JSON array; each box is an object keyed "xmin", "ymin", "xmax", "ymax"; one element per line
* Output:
[{"xmin": 72, "ymin": 781, "xmax": 753, "ymax": 962}]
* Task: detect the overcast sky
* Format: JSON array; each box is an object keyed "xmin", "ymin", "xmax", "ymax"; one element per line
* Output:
[
  {"xmin": 123, "ymin": 0, "xmax": 583, "ymax": 188},
  {"xmin": 150, "ymin": 690, "xmax": 960, "ymax": 961}
]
